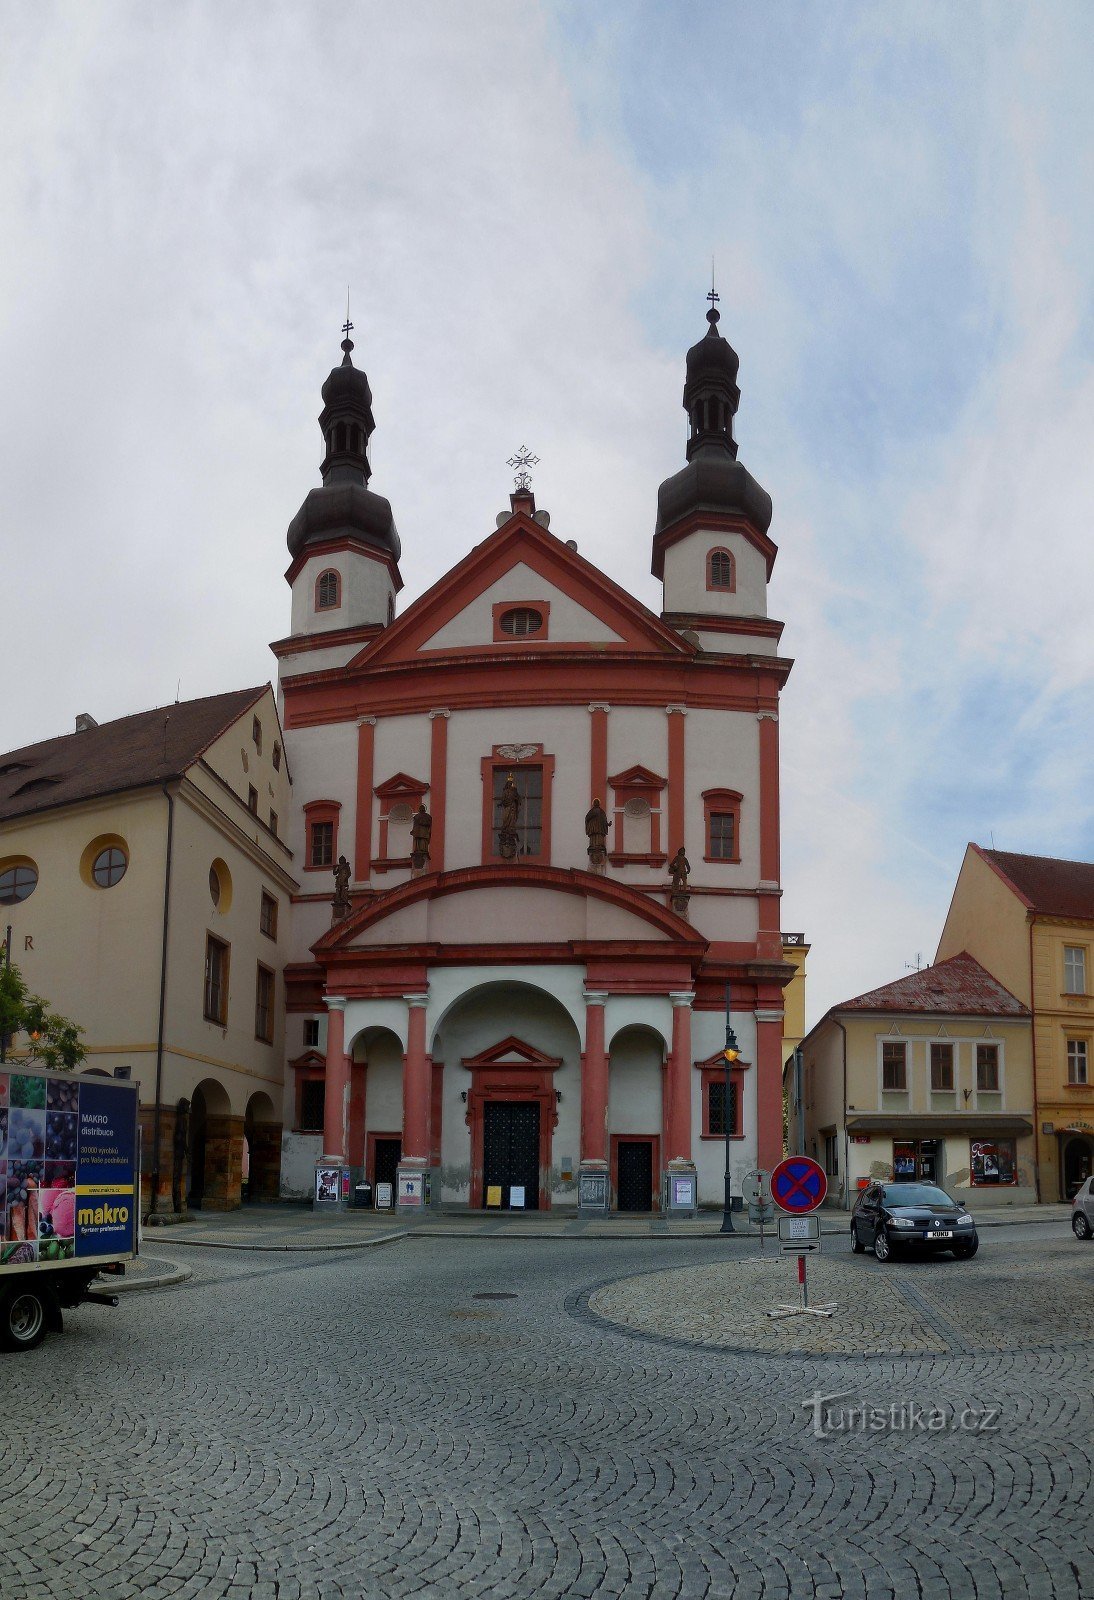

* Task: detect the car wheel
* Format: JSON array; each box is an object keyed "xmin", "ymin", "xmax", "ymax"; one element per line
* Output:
[
  {"xmin": 1072, "ymin": 1212, "xmax": 1092, "ymax": 1241},
  {"xmin": 874, "ymin": 1226, "xmax": 893, "ymax": 1262},
  {"xmin": 850, "ymin": 1223, "xmax": 865, "ymax": 1254},
  {"xmin": 0, "ymin": 1286, "xmax": 49, "ymax": 1352},
  {"xmin": 952, "ymin": 1239, "xmax": 978, "ymax": 1259}
]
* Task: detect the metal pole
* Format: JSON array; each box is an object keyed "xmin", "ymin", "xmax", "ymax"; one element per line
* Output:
[
  {"xmin": 720, "ymin": 981, "xmax": 735, "ymax": 1234},
  {"xmin": 793, "ymin": 1046, "xmax": 804, "ymax": 1156},
  {"xmin": 0, "ymin": 924, "xmax": 11, "ymax": 1065}
]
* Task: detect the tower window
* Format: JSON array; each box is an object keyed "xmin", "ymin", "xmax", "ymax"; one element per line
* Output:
[
  {"xmin": 316, "ymin": 570, "xmax": 341, "ymax": 611},
  {"xmin": 336, "ymin": 422, "xmax": 347, "ymax": 452},
  {"xmin": 707, "ymin": 548, "xmax": 735, "ymax": 592}
]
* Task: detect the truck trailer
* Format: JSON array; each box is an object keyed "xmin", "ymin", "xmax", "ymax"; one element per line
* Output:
[{"xmin": 0, "ymin": 1063, "xmax": 139, "ymax": 1351}]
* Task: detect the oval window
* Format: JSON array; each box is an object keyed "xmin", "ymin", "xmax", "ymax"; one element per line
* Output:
[
  {"xmin": 92, "ymin": 846, "xmax": 127, "ymax": 888},
  {"xmin": 208, "ymin": 858, "xmax": 233, "ymax": 913},
  {"xmin": 499, "ymin": 607, "xmax": 543, "ymax": 637},
  {"xmin": 0, "ymin": 862, "xmax": 38, "ymax": 904}
]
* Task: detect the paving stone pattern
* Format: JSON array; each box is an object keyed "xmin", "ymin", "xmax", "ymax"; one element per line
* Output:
[{"xmin": 0, "ymin": 1228, "xmax": 1090, "ymax": 1599}]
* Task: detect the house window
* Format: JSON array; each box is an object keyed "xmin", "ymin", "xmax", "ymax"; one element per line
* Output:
[
  {"xmin": 930, "ymin": 1042, "xmax": 954, "ymax": 1092},
  {"xmin": 492, "ymin": 602, "xmax": 550, "ymax": 642},
  {"xmin": 1064, "ymin": 946, "xmax": 1087, "ymax": 995},
  {"xmin": 269, "ymin": 810, "xmax": 278, "ymax": 837},
  {"xmin": 316, "ymin": 569, "xmax": 341, "ymax": 611},
  {"xmin": 976, "ymin": 1044, "xmax": 1000, "ymax": 1093},
  {"xmin": 310, "ymin": 821, "xmax": 333, "ymax": 866},
  {"xmin": 970, "ymin": 1139, "xmax": 1016, "ymax": 1185},
  {"xmin": 0, "ymin": 862, "xmax": 37, "ymax": 904},
  {"xmin": 707, "ymin": 547, "xmax": 735, "ymax": 592},
  {"xmin": 204, "ymin": 935, "xmax": 229, "ymax": 1025},
  {"xmin": 255, "ymin": 965, "xmax": 274, "ymax": 1043},
  {"xmin": 92, "ymin": 846, "xmax": 127, "ymax": 888},
  {"xmin": 252, "ymin": 716, "xmax": 262, "ymax": 753},
  {"xmin": 1068, "ymin": 1039, "xmax": 1089, "ymax": 1086},
  {"xmin": 882, "ymin": 1042, "xmax": 907, "ymax": 1091},
  {"xmin": 707, "ymin": 1077, "xmax": 738, "ymax": 1137},
  {"xmin": 303, "ymin": 800, "xmax": 341, "ymax": 871},
  {"xmin": 702, "ymin": 790, "xmax": 742, "ymax": 864},
  {"xmin": 260, "ymin": 892, "xmax": 278, "ymax": 940},
  {"xmin": 304, "ymin": 1019, "xmax": 320, "ymax": 1049},
  {"xmin": 299, "ymin": 1077, "xmax": 325, "ymax": 1132},
  {"xmin": 272, "ymin": 741, "xmax": 282, "ymax": 772},
  {"xmin": 824, "ymin": 1133, "xmax": 839, "ymax": 1176},
  {"xmin": 247, "ymin": 785, "xmax": 258, "ymax": 814}
]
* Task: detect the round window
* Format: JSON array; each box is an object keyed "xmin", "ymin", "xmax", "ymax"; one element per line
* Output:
[
  {"xmin": 499, "ymin": 607, "xmax": 543, "ymax": 637},
  {"xmin": 0, "ymin": 863, "xmax": 37, "ymax": 904},
  {"xmin": 92, "ymin": 847, "xmax": 127, "ymax": 888},
  {"xmin": 209, "ymin": 865, "xmax": 221, "ymax": 905}
]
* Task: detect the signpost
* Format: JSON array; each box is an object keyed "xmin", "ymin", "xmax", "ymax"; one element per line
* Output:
[
  {"xmin": 743, "ymin": 1168, "xmax": 777, "ymax": 1258},
  {"xmin": 767, "ymin": 1155, "xmax": 836, "ymax": 1319}
]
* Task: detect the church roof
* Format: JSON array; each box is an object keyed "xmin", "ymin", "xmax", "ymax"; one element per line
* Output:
[
  {"xmin": 832, "ymin": 952, "xmax": 1028, "ymax": 1017},
  {"xmin": 0, "ymin": 687, "xmax": 267, "ymax": 823},
  {"xmin": 977, "ymin": 846, "xmax": 1094, "ymax": 921}
]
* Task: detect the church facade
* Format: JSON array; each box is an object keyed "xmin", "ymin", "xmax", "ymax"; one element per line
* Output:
[{"xmin": 275, "ymin": 305, "xmax": 794, "ymax": 1212}]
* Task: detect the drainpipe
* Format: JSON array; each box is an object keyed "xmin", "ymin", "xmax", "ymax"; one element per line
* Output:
[
  {"xmin": 148, "ymin": 782, "xmax": 176, "ymax": 1218},
  {"xmin": 836, "ymin": 1018, "xmax": 849, "ymax": 1208},
  {"xmin": 793, "ymin": 1046, "xmax": 804, "ymax": 1156}
]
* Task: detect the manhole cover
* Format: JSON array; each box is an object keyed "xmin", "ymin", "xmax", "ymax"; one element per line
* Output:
[{"xmin": 472, "ymin": 1292, "xmax": 518, "ymax": 1300}]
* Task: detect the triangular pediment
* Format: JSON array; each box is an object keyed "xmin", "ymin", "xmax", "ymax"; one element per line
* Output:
[
  {"xmin": 373, "ymin": 772, "xmax": 428, "ymax": 800},
  {"xmin": 348, "ymin": 512, "xmax": 694, "ymax": 669},
  {"xmin": 461, "ymin": 1035, "xmax": 563, "ymax": 1072},
  {"xmin": 694, "ymin": 1049, "xmax": 752, "ymax": 1070},
  {"xmin": 609, "ymin": 764, "xmax": 667, "ymax": 792}
]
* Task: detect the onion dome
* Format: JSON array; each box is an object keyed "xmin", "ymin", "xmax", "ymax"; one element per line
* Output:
[
  {"xmin": 287, "ymin": 329, "xmax": 401, "ymax": 562},
  {"xmin": 655, "ymin": 302, "xmax": 772, "ymax": 539}
]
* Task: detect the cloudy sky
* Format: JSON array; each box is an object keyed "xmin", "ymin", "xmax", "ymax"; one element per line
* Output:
[{"xmin": 2, "ymin": 1, "xmax": 1092, "ymax": 1023}]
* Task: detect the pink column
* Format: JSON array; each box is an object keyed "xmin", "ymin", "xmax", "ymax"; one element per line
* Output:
[
  {"xmin": 401, "ymin": 994, "xmax": 431, "ymax": 1166},
  {"xmin": 755, "ymin": 1008, "xmax": 785, "ymax": 1171},
  {"xmin": 666, "ymin": 992, "xmax": 694, "ymax": 1164},
  {"xmin": 580, "ymin": 991, "xmax": 609, "ymax": 1168},
  {"xmin": 322, "ymin": 998, "xmax": 349, "ymax": 1161}
]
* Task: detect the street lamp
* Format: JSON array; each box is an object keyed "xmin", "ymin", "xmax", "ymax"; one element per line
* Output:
[{"xmin": 720, "ymin": 982, "xmax": 740, "ymax": 1234}]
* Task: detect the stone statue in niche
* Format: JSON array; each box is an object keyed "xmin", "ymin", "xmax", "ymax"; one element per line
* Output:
[
  {"xmin": 332, "ymin": 854, "xmax": 352, "ymax": 920},
  {"xmin": 669, "ymin": 845, "xmax": 691, "ymax": 915},
  {"xmin": 497, "ymin": 772, "xmax": 521, "ymax": 860},
  {"xmin": 585, "ymin": 797, "xmax": 609, "ymax": 870},
  {"xmin": 411, "ymin": 802, "xmax": 433, "ymax": 870}
]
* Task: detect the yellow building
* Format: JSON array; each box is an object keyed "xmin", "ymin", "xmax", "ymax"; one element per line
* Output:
[
  {"xmin": 781, "ymin": 932, "xmax": 808, "ymax": 1156},
  {"xmin": 937, "ymin": 846, "xmax": 1094, "ymax": 1200},
  {"xmin": 0, "ymin": 687, "xmax": 297, "ymax": 1212},
  {"xmin": 798, "ymin": 952, "xmax": 1034, "ymax": 1207}
]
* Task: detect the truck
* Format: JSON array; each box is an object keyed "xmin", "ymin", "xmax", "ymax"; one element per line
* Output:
[{"xmin": 0, "ymin": 1063, "xmax": 139, "ymax": 1351}]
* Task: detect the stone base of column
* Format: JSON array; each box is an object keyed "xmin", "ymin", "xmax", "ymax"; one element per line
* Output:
[
  {"xmin": 576, "ymin": 1163, "xmax": 610, "ymax": 1213},
  {"xmin": 663, "ymin": 1161, "xmax": 698, "ymax": 1217}
]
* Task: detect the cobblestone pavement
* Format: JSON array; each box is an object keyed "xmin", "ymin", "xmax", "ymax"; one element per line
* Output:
[{"xmin": 0, "ymin": 1223, "xmax": 1090, "ymax": 1600}]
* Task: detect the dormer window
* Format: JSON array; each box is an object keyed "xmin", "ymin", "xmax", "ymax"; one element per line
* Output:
[
  {"xmin": 707, "ymin": 548, "xmax": 735, "ymax": 592},
  {"xmin": 316, "ymin": 569, "xmax": 341, "ymax": 611},
  {"xmin": 492, "ymin": 602, "xmax": 550, "ymax": 642}
]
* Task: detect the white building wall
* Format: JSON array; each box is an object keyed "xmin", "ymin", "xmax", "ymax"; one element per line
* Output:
[{"xmin": 290, "ymin": 547, "xmax": 395, "ymax": 635}]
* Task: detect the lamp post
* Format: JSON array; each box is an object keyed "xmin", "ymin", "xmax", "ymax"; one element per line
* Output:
[{"xmin": 720, "ymin": 982, "xmax": 740, "ymax": 1234}]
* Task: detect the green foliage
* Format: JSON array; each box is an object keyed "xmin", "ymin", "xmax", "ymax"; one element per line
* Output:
[{"xmin": 0, "ymin": 956, "xmax": 85, "ymax": 1072}]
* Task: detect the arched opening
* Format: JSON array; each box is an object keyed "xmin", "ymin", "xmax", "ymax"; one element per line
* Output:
[
  {"xmin": 431, "ymin": 979, "xmax": 582, "ymax": 1210},
  {"xmin": 1063, "ymin": 1134, "xmax": 1094, "ymax": 1199},
  {"xmin": 187, "ymin": 1077, "xmax": 233, "ymax": 1210},
  {"xmin": 243, "ymin": 1091, "xmax": 280, "ymax": 1203},
  {"xmin": 346, "ymin": 1025, "xmax": 404, "ymax": 1199},
  {"xmin": 608, "ymin": 1024, "xmax": 666, "ymax": 1213}
]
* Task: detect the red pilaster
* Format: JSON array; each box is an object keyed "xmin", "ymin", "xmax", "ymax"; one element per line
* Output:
[
  {"xmin": 355, "ymin": 717, "xmax": 376, "ymax": 880},
  {"xmin": 401, "ymin": 994, "xmax": 431, "ymax": 1165},
  {"xmin": 667, "ymin": 706, "xmax": 686, "ymax": 856},
  {"xmin": 755, "ymin": 1009, "xmax": 785, "ymax": 1170},
  {"xmin": 589, "ymin": 704, "xmax": 609, "ymax": 807},
  {"xmin": 322, "ymin": 999, "xmax": 349, "ymax": 1161},
  {"xmin": 667, "ymin": 992, "xmax": 694, "ymax": 1162},
  {"xmin": 429, "ymin": 710, "xmax": 448, "ymax": 872},
  {"xmin": 580, "ymin": 991, "xmax": 609, "ymax": 1167},
  {"xmin": 758, "ymin": 712, "xmax": 780, "ymax": 885}
]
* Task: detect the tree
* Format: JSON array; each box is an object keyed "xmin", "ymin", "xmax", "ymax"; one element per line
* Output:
[{"xmin": 0, "ymin": 958, "xmax": 85, "ymax": 1072}]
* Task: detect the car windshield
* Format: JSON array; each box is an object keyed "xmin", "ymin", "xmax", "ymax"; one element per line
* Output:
[{"xmin": 882, "ymin": 1183, "xmax": 955, "ymax": 1207}]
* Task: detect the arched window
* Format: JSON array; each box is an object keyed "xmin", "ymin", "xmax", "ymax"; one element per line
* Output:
[
  {"xmin": 316, "ymin": 569, "xmax": 341, "ymax": 611},
  {"xmin": 707, "ymin": 548, "xmax": 735, "ymax": 592}
]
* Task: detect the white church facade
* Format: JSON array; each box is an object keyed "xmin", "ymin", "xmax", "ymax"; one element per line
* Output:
[{"xmin": 275, "ymin": 305, "xmax": 794, "ymax": 1212}]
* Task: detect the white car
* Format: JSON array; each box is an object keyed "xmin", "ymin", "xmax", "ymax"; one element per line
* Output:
[{"xmin": 1072, "ymin": 1176, "xmax": 1094, "ymax": 1240}]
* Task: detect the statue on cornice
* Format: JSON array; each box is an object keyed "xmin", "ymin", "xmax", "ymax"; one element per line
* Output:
[
  {"xmin": 332, "ymin": 855, "xmax": 352, "ymax": 920},
  {"xmin": 585, "ymin": 798, "xmax": 609, "ymax": 870},
  {"xmin": 411, "ymin": 802, "xmax": 432, "ymax": 870}
]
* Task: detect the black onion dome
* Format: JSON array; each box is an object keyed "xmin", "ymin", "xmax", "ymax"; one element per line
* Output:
[
  {"xmin": 655, "ymin": 452, "xmax": 772, "ymax": 536},
  {"xmin": 286, "ymin": 333, "xmax": 400, "ymax": 563}
]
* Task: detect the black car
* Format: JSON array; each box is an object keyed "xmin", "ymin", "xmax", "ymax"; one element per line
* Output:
[{"xmin": 851, "ymin": 1181, "xmax": 979, "ymax": 1261}]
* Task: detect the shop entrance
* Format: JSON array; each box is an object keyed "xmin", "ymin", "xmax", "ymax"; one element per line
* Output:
[
  {"xmin": 893, "ymin": 1139, "xmax": 943, "ymax": 1183},
  {"xmin": 615, "ymin": 1138, "xmax": 655, "ymax": 1212},
  {"xmin": 1063, "ymin": 1134, "xmax": 1093, "ymax": 1198},
  {"xmin": 483, "ymin": 1101, "xmax": 540, "ymax": 1210}
]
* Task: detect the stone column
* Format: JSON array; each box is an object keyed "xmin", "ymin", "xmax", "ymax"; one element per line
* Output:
[
  {"xmin": 755, "ymin": 1008, "xmax": 786, "ymax": 1171},
  {"xmin": 321, "ymin": 997, "xmax": 349, "ymax": 1162},
  {"xmin": 397, "ymin": 993, "xmax": 431, "ymax": 1209},
  {"xmin": 664, "ymin": 992, "xmax": 698, "ymax": 1215},
  {"xmin": 578, "ymin": 990, "xmax": 610, "ymax": 1211}
]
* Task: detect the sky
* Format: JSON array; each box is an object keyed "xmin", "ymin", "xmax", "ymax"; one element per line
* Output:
[{"xmin": 2, "ymin": 1, "xmax": 1092, "ymax": 1025}]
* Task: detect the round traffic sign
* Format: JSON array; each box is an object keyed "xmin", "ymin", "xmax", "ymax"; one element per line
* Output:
[{"xmin": 770, "ymin": 1156, "xmax": 827, "ymax": 1214}]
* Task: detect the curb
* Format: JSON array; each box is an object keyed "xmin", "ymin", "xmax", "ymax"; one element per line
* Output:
[
  {"xmin": 103, "ymin": 1257, "xmax": 193, "ymax": 1292},
  {"xmin": 162, "ymin": 1230, "xmax": 410, "ymax": 1253}
]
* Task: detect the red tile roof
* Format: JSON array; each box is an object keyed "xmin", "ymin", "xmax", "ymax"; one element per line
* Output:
[
  {"xmin": 835, "ymin": 952, "xmax": 1028, "ymax": 1017},
  {"xmin": 0, "ymin": 687, "xmax": 267, "ymax": 823},
  {"xmin": 979, "ymin": 847, "xmax": 1094, "ymax": 921}
]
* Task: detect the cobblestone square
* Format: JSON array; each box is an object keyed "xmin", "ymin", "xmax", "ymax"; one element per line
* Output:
[{"xmin": 0, "ymin": 1221, "xmax": 1089, "ymax": 1599}]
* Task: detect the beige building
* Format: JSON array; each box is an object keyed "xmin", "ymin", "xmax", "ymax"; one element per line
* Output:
[
  {"xmin": 797, "ymin": 952, "xmax": 1034, "ymax": 1207},
  {"xmin": 0, "ymin": 687, "xmax": 297, "ymax": 1211},
  {"xmin": 937, "ymin": 846, "xmax": 1094, "ymax": 1200}
]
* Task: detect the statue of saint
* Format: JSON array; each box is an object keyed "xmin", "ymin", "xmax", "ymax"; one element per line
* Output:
[
  {"xmin": 332, "ymin": 854, "xmax": 352, "ymax": 919},
  {"xmin": 669, "ymin": 845, "xmax": 691, "ymax": 892},
  {"xmin": 411, "ymin": 801, "xmax": 433, "ymax": 869},
  {"xmin": 585, "ymin": 797, "xmax": 609, "ymax": 865},
  {"xmin": 498, "ymin": 773, "xmax": 521, "ymax": 832}
]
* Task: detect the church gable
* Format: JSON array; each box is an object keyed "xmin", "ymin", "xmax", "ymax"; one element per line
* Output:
[{"xmin": 420, "ymin": 562, "xmax": 624, "ymax": 649}]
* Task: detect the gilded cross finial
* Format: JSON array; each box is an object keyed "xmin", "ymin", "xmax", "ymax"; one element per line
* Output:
[{"xmin": 507, "ymin": 444, "xmax": 540, "ymax": 493}]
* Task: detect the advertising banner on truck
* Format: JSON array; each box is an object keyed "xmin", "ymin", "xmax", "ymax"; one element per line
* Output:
[{"xmin": 0, "ymin": 1071, "xmax": 138, "ymax": 1267}]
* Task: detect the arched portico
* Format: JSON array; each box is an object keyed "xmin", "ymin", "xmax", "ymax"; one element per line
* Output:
[
  {"xmin": 188, "ymin": 1077, "xmax": 239, "ymax": 1211},
  {"xmin": 608, "ymin": 1023, "xmax": 666, "ymax": 1212},
  {"xmin": 243, "ymin": 1092, "xmax": 281, "ymax": 1203}
]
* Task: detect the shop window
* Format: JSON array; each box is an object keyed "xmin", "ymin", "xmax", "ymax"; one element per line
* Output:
[
  {"xmin": 970, "ymin": 1139, "xmax": 1016, "ymax": 1185},
  {"xmin": 1068, "ymin": 1039, "xmax": 1089, "ymax": 1086},
  {"xmin": 976, "ymin": 1044, "xmax": 1000, "ymax": 1093},
  {"xmin": 204, "ymin": 935, "xmax": 230, "ymax": 1025},
  {"xmin": 930, "ymin": 1042, "xmax": 954, "ymax": 1092},
  {"xmin": 260, "ymin": 891, "xmax": 278, "ymax": 940},
  {"xmin": 706, "ymin": 547, "xmax": 735, "ymax": 592},
  {"xmin": 303, "ymin": 800, "xmax": 341, "ymax": 871},
  {"xmin": 1064, "ymin": 946, "xmax": 1087, "ymax": 995},
  {"xmin": 882, "ymin": 1041, "xmax": 907, "ymax": 1092},
  {"xmin": 702, "ymin": 789, "xmax": 742, "ymax": 864},
  {"xmin": 304, "ymin": 1019, "xmax": 320, "ymax": 1049},
  {"xmin": 316, "ymin": 569, "xmax": 341, "ymax": 611},
  {"xmin": 255, "ymin": 965, "xmax": 274, "ymax": 1043},
  {"xmin": 299, "ymin": 1077, "xmax": 325, "ymax": 1132}
]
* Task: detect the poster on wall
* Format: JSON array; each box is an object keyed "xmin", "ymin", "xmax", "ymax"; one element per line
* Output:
[
  {"xmin": 314, "ymin": 1166, "xmax": 341, "ymax": 1205},
  {"xmin": 509, "ymin": 1186, "xmax": 526, "ymax": 1209},
  {"xmin": 375, "ymin": 1182, "xmax": 393, "ymax": 1209},
  {"xmin": 671, "ymin": 1175, "xmax": 696, "ymax": 1209}
]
